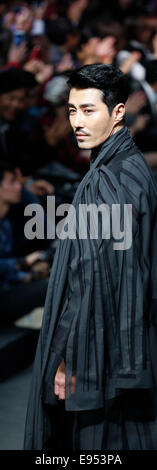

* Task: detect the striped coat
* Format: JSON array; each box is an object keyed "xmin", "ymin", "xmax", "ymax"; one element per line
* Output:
[{"xmin": 24, "ymin": 126, "xmax": 157, "ymax": 450}]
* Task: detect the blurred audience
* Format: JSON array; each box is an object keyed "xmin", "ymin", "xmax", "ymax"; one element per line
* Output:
[{"xmin": 0, "ymin": 161, "xmax": 49, "ymax": 326}]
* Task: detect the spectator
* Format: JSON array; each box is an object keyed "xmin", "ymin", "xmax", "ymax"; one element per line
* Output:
[
  {"xmin": 0, "ymin": 161, "xmax": 49, "ymax": 326},
  {"xmin": 132, "ymin": 60, "xmax": 157, "ymax": 152},
  {"xmin": 46, "ymin": 17, "xmax": 80, "ymax": 71},
  {"xmin": 0, "ymin": 26, "xmax": 12, "ymax": 69},
  {"xmin": 0, "ymin": 67, "xmax": 54, "ymax": 193},
  {"xmin": 0, "ymin": 68, "xmax": 36, "ymax": 167}
]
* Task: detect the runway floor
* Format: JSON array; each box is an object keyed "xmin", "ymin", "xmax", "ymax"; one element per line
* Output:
[{"xmin": 0, "ymin": 366, "xmax": 32, "ymax": 450}]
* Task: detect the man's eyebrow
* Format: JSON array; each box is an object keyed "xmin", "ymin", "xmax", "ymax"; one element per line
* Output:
[{"xmin": 68, "ymin": 103, "xmax": 96, "ymax": 108}]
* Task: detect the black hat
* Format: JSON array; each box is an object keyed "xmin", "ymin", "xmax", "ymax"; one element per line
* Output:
[{"xmin": 0, "ymin": 68, "xmax": 38, "ymax": 95}]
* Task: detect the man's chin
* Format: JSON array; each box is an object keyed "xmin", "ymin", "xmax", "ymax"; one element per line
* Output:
[{"xmin": 77, "ymin": 141, "xmax": 92, "ymax": 149}]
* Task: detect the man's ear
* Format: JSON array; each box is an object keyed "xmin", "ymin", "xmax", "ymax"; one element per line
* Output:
[{"xmin": 113, "ymin": 103, "xmax": 125, "ymax": 123}]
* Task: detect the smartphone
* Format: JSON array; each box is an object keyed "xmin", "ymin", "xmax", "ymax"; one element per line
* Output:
[{"xmin": 13, "ymin": 31, "xmax": 26, "ymax": 47}]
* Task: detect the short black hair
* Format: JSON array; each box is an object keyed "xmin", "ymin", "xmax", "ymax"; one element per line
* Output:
[
  {"xmin": 67, "ymin": 64, "xmax": 130, "ymax": 114},
  {"xmin": 0, "ymin": 161, "xmax": 14, "ymax": 184}
]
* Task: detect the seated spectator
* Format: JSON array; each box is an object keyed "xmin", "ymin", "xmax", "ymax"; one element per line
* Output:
[
  {"xmin": 75, "ymin": 28, "xmax": 100, "ymax": 66},
  {"xmin": 0, "ymin": 67, "xmax": 76, "ymax": 208},
  {"xmin": 0, "ymin": 67, "xmax": 54, "ymax": 194},
  {"xmin": 131, "ymin": 60, "xmax": 157, "ymax": 152},
  {"xmin": 0, "ymin": 25, "xmax": 12, "ymax": 69},
  {"xmin": 46, "ymin": 16, "xmax": 80, "ymax": 71},
  {"xmin": 116, "ymin": 13, "xmax": 157, "ymax": 80},
  {"xmin": 0, "ymin": 68, "xmax": 37, "ymax": 170},
  {"xmin": 8, "ymin": 178, "xmax": 53, "ymax": 256},
  {"xmin": 141, "ymin": 59, "xmax": 157, "ymax": 123},
  {"xmin": 0, "ymin": 161, "xmax": 49, "ymax": 326}
]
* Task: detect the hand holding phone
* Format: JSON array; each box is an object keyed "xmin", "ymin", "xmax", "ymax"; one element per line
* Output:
[{"xmin": 13, "ymin": 30, "xmax": 26, "ymax": 46}]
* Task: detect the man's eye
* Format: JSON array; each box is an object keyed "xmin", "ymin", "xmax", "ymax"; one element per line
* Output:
[
  {"xmin": 84, "ymin": 109, "xmax": 93, "ymax": 114},
  {"xmin": 68, "ymin": 109, "xmax": 76, "ymax": 115},
  {"xmin": 68, "ymin": 109, "xmax": 93, "ymax": 115}
]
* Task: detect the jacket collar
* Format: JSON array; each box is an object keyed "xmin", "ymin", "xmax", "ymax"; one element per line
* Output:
[{"xmin": 90, "ymin": 126, "xmax": 132, "ymax": 169}]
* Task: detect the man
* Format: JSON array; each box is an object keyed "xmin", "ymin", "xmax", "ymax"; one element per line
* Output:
[
  {"xmin": 0, "ymin": 68, "xmax": 39, "ymax": 159},
  {"xmin": 134, "ymin": 60, "xmax": 157, "ymax": 153},
  {"xmin": 0, "ymin": 161, "xmax": 49, "ymax": 324},
  {"xmin": 0, "ymin": 68, "xmax": 37, "ymax": 171},
  {"xmin": 24, "ymin": 64, "xmax": 157, "ymax": 450},
  {"xmin": 0, "ymin": 68, "xmax": 53, "ymax": 195}
]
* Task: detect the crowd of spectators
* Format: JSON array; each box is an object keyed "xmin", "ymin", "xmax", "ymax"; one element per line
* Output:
[{"xmin": 0, "ymin": 0, "xmax": 157, "ymax": 329}]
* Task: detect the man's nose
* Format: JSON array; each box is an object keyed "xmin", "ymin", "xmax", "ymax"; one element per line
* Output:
[{"xmin": 73, "ymin": 111, "xmax": 84, "ymax": 129}]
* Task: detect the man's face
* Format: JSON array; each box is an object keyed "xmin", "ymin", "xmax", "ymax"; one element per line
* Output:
[
  {"xmin": 0, "ymin": 171, "xmax": 22, "ymax": 204},
  {"xmin": 0, "ymin": 89, "xmax": 26, "ymax": 121},
  {"xmin": 68, "ymin": 87, "xmax": 116, "ymax": 149}
]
